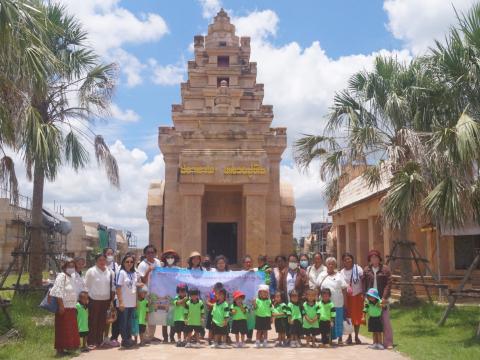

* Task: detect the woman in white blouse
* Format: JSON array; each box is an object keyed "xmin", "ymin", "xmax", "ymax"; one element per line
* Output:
[
  {"xmin": 317, "ymin": 257, "xmax": 348, "ymax": 345},
  {"xmin": 85, "ymin": 253, "xmax": 114, "ymax": 348},
  {"xmin": 306, "ymin": 252, "xmax": 327, "ymax": 289},
  {"xmin": 50, "ymin": 258, "xmax": 81, "ymax": 356},
  {"xmin": 116, "ymin": 254, "xmax": 142, "ymax": 348}
]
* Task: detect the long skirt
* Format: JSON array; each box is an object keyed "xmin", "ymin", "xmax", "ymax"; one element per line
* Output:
[
  {"xmin": 55, "ymin": 308, "xmax": 80, "ymax": 350},
  {"xmin": 346, "ymin": 293, "xmax": 364, "ymax": 326},
  {"xmin": 331, "ymin": 307, "xmax": 344, "ymax": 339},
  {"xmin": 382, "ymin": 307, "xmax": 394, "ymax": 347},
  {"xmin": 88, "ymin": 298, "xmax": 111, "ymax": 346}
]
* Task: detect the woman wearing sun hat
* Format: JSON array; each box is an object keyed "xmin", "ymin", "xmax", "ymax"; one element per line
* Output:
[
  {"xmin": 187, "ymin": 251, "xmax": 204, "ymax": 270},
  {"xmin": 363, "ymin": 249, "xmax": 393, "ymax": 349}
]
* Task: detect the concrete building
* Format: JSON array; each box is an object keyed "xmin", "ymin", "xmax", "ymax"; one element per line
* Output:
[
  {"xmin": 146, "ymin": 9, "xmax": 296, "ymax": 265},
  {"xmin": 329, "ymin": 167, "xmax": 480, "ymax": 287}
]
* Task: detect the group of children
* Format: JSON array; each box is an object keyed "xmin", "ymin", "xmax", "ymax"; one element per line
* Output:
[
  {"xmin": 168, "ymin": 281, "xmax": 384, "ymax": 349},
  {"xmin": 75, "ymin": 286, "xmax": 150, "ymax": 352},
  {"xmin": 74, "ymin": 280, "xmax": 384, "ymax": 351}
]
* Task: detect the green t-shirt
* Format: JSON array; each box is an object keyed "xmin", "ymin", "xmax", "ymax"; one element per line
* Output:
[
  {"xmin": 272, "ymin": 303, "xmax": 288, "ymax": 319},
  {"xmin": 212, "ymin": 301, "xmax": 230, "ymax": 326},
  {"xmin": 317, "ymin": 300, "xmax": 336, "ymax": 321},
  {"xmin": 303, "ymin": 302, "xmax": 320, "ymax": 329},
  {"xmin": 185, "ymin": 299, "xmax": 204, "ymax": 326},
  {"xmin": 173, "ymin": 295, "xmax": 187, "ymax": 322},
  {"xmin": 137, "ymin": 299, "xmax": 149, "ymax": 325},
  {"xmin": 255, "ymin": 298, "xmax": 272, "ymax": 317},
  {"xmin": 258, "ymin": 264, "xmax": 271, "ymax": 285},
  {"xmin": 230, "ymin": 304, "xmax": 248, "ymax": 321},
  {"xmin": 287, "ymin": 302, "xmax": 303, "ymax": 321},
  {"xmin": 76, "ymin": 303, "xmax": 88, "ymax": 332},
  {"xmin": 363, "ymin": 300, "xmax": 382, "ymax": 318}
]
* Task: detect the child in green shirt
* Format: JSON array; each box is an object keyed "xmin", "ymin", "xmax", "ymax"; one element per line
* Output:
[
  {"xmin": 257, "ymin": 255, "xmax": 271, "ymax": 285},
  {"xmin": 184, "ymin": 288, "xmax": 204, "ymax": 348},
  {"xmin": 287, "ymin": 290, "xmax": 303, "ymax": 348},
  {"xmin": 172, "ymin": 283, "xmax": 188, "ymax": 347},
  {"xmin": 364, "ymin": 288, "xmax": 384, "ymax": 350},
  {"xmin": 76, "ymin": 291, "xmax": 89, "ymax": 352},
  {"xmin": 302, "ymin": 288, "xmax": 320, "ymax": 347},
  {"xmin": 317, "ymin": 288, "xmax": 336, "ymax": 347},
  {"xmin": 253, "ymin": 284, "xmax": 272, "ymax": 348},
  {"xmin": 271, "ymin": 291, "xmax": 288, "ymax": 347},
  {"xmin": 136, "ymin": 286, "xmax": 149, "ymax": 346},
  {"xmin": 211, "ymin": 288, "xmax": 230, "ymax": 349},
  {"xmin": 230, "ymin": 290, "xmax": 248, "ymax": 348}
]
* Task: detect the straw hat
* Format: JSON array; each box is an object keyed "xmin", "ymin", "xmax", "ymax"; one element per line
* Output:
[{"xmin": 189, "ymin": 251, "xmax": 201, "ymax": 259}]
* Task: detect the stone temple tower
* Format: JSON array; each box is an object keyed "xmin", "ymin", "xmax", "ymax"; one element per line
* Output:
[{"xmin": 146, "ymin": 9, "xmax": 295, "ymax": 265}]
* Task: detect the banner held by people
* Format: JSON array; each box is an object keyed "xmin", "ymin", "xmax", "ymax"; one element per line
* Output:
[{"xmin": 148, "ymin": 268, "xmax": 265, "ymax": 325}]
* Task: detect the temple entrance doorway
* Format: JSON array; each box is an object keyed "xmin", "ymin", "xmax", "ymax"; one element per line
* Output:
[{"xmin": 207, "ymin": 222, "xmax": 238, "ymax": 263}]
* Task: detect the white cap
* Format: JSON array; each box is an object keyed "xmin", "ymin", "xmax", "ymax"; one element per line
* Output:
[{"xmin": 258, "ymin": 284, "xmax": 269, "ymax": 292}]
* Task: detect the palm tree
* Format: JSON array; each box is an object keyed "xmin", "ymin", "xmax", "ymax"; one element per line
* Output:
[
  {"xmin": 1, "ymin": 0, "xmax": 58, "ymax": 201},
  {"xmin": 20, "ymin": 3, "xmax": 119, "ymax": 286},
  {"xmin": 295, "ymin": 57, "xmax": 441, "ymax": 305},
  {"xmin": 295, "ymin": 2, "xmax": 480, "ymax": 303}
]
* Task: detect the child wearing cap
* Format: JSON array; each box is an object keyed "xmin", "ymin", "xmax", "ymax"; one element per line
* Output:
[
  {"xmin": 230, "ymin": 290, "xmax": 248, "ymax": 348},
  {"xmin": 173, "ymin": 283, "xmax": 188, "ymax": 347},
  {"xmin": 253, "ymin": 284, "xmax": 272, "ymax": 348},
  {"xmin": 184, "ymin": 288, "xmax": 205, "ymax": 348},
  {"xmin": 364, "ymin": 288, "xmax": 384, "ymax": 350},
  {"xmin": 136, "ymin": 286, "xmax": 149, "ymax": 346}
]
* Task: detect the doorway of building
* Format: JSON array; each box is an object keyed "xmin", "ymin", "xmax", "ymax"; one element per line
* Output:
[{"xmin": 207, "ymin": 222, "xmax": 237, "ymax": 264}]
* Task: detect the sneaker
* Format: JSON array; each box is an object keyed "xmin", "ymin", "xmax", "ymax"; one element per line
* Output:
[
  {"xmin": 376, "ymin": 344, "xmax": 385, "ymax": 350},
  {"xmin": 290, "ymin": 341, "xmax": 297, "ymax": 348},
  {"xmin": 210, "ymin": 342, "xmax": 219, "ymax": 349},
  {"xmin": 185, "ymin": 342, "xmax": 193, "ymax": 348},
  {"xmin": 255, "ymin": 341, "xmax": 261, "ymax": 348},
  {"xmin": 275, "ymin": 342, "xmax": 282, "ymax": 347},
  {"xmin": 110, "ymin": 340, "xmax": 120, "ymax": 347},
  {"xmin": 176, "ymin": 341, "xmax": 182, "ymax": 347},
  {"xmin": 262, "ymin": 341, "xmax": 269, "ymax": 348},
  {"xmin": 368, "ymin": 344, "xmax": 377, "ymax": 349},
  {"xmin": 218, "ymin": 343, "xmax": 230, "ymax": 349},
  {"xmin": 239, "ymin": 342, "xmax": 246, "ymax": 348}
]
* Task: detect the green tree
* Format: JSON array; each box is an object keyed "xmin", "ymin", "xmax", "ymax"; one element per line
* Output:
[{"xmin": 20, "ymin": 3, "xmax": 119, "ymax": 286}]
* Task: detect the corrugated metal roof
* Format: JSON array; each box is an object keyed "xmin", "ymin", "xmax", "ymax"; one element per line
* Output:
[{"xmin": 329, "ymin": 170, "xmax": 391, "ymax": 214}]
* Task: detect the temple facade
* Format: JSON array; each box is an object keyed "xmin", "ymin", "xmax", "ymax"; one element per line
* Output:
[{"xmin": 146, "ymin": 9, "xmax": 296, "ymax": 265}]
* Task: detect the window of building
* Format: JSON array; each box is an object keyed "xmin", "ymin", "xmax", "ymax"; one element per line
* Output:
[
  {"xmin": 217, "ymin": 77, "xmax": 229, "ymax": 87},
  {"xmin": 219, "ymin": 41, "xmax": 227, "ymax": 47},
  {"xmin": 217, "ymin": 56, "xmax": 229, "ymax": 67},
  {"xmin": 454, "ymin": 235, "xmax": 480, "ymax": 270}
]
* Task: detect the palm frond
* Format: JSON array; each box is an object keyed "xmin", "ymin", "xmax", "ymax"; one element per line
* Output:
[
  {"xmin": 64, "ymin": 131, "xmax": 89, "ymax": 170},
  {"xmin": 94, "ymin": 135, "xmax": 119, "ymax": 188},
  {"xmin": 0, "ymin": 155, "xmax": 18, "ymax": 203}
]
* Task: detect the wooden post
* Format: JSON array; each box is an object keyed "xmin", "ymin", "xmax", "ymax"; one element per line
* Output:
[
  {"xmin": 408, "ymin": 243, "xmax": 432, "ymax": 304},
  {"xmin": 439, "ymin": 251, "xmax": 480, "ymax": 326}
]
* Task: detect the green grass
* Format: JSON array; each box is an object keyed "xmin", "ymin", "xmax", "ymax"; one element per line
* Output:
[
  {"xmin": 361, "ymin": 303, "xmax": 480, "ymax": 360},
  {"xmin": 0, "ymin": 292, "xmax": 78, "ymax": 359}
]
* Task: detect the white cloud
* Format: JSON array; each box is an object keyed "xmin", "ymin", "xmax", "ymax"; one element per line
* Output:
[
  {"xmin": 109, "ymin": 48, "xmax": 146, "ymax": 87},
  {"xmin": 58, "ymin": 0, "xmax": 168, "ymax": 55},
  {"xmin": 228, "ymin": 9, "xmax": 411, "ymax": 237},
  {"xmin": 13, "ymin": 141, "xmax": 164, "ymax": 245},
  {"xmin": 198, "ymin": 0, "xmax": 222, "ymax": 19},
  {"xmin": 110, "ymin": 103, "xmax": 140, "ymax": 123},
  {"xmin": 57, "ymin": 0, "xmax": 169, "ymax": 87},
  {"xmin": 384, "ymin": 0, "xmax": 476, "ymax": 54},
  {"xmin": 232, "ymin": 9, "xmax": 278, "ymax": 41},
  {"xmin": 149, "ymin": 59, "xmax": 185, "ymax": 86}
]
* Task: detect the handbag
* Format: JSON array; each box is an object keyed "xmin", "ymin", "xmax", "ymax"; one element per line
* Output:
[
  {"xmin": 343, "ymin": 318, "xmax": 354, "ymax": 335},
  {"xmin": 39, "ymin": 291, "xmax": 58, "ymax": 313},
  {"xmin": 39, "ymin": 273, "xmax": 66, "ymax": 313}
]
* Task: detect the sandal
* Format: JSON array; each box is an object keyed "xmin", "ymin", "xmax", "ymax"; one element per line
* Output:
[{"xmin": 355, "ymin": 337, "xmax": 362, "ymax": 345}]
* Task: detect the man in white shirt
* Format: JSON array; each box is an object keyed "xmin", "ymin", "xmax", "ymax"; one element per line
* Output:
[{"xmin": 137, "ymin": 245, "xmax": 163, "ymax": 342}]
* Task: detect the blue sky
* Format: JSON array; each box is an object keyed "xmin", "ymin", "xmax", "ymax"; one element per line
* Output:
[
  {"xmin": 104, "ymin": 0, "xmax": 402, "ymax": 158},
  {"xmin": 18, "ymin": 0, "xmax": 474, "ymax": 245}
]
